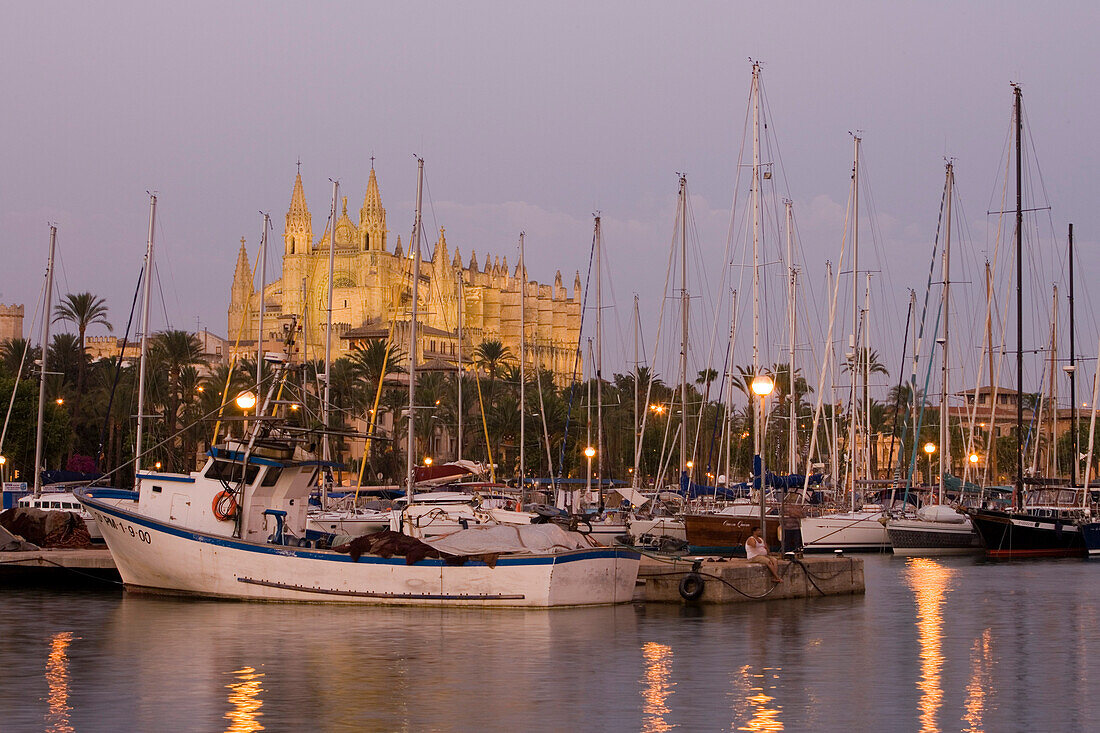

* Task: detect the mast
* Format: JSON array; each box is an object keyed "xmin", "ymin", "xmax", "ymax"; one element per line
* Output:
[
  {"xmin": 724, "ymin": 290, "xmax": 738, "ymax": 485},
  {"xmin": 135, "ymin": 194, "xmax": 157, "ymax": 473},
  {"xmin": 256, "ymin": 213, "xmax": 269, "ymax": 415},
  {"xmin": 863, "ymin": 275, "xmax": 872, "ymax": 490},
  {"xmin": 323, "ymin": 180, "xmax": 338, "ymax": 465},
  {"xmin": 786, "ymin": 200, "xmax": 797, "ymax": 475},
  {"xmin": 1014, "ymin": 84, "xmax": 1024, "ymax": 510},
  {"xmin": 33, "ymin": 226, "xmax": 57, "ymax": 497},
  {"xmin": 1069, "ymin": 223, "xmax": 1077, "ymax": 485},
  {"xmin": 594, "ymin": 217, "xmax": 604, "ymax": 510},
  {"xmin": 750, "ymin": 63, "xmax": 766, "ymax": 534},
  {"xmin": 985, "ymin": 261, "xmax": 997, "ymax": 486},
  {"xmin": 1048, "ymin": 286, "xmax": 1059, "ymax": 477},
  {"xmin": 849, "ymin": 136, "xmax": 861, "ymax": 508},
  {"xmin": 938, "ymin": 162, "xmax": 954, "ymax": 503},
  {"xmin": 407, "ymin": 158, "xmax": 424, "ymax": 502},
  {"xmin": 678, "ymin": 177, "xmax": 689, "ymax": 480},
  {"xmin": 456, "ymin": 269, "xmax": 463, "ymax": 461},
  {"xmin": 519, "ymin": 231, "xmax": 526, "ymax": 493},
  {"xmin": 633, "ymin": 293, "xmax": 641, "ymax": 488}
]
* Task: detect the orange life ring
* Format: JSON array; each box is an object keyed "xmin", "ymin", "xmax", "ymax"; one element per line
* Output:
[{"xmin": 212, "ymin": 490, "xmax": 239, "ymax": 521}]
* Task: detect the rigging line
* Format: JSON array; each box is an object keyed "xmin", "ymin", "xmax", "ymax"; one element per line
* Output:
[
  {"xmin": 0, "ymin": 272, "xmax": 48, "ymax": 457},
  {"xmin": 96, "ymin": 266, "xmax": 145, "ymax": 471}
]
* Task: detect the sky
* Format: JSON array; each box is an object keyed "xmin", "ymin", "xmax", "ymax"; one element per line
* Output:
[{"xmin": 3, "ymin": 1, "xmax": 1099, "ymax": 397}]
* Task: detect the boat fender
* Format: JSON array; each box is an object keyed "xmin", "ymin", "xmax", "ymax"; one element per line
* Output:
[
  {"xmin": 212, "ymin": 490, "xmax": 239, "ymax": 521},
  {"xmin": 678, "ymin": 572, "xmax": 706, "ymax": 601}
]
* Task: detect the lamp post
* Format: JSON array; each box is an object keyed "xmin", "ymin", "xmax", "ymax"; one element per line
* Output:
[
  {"xmin": 751, "ymin": 373, "xmax": 775, "ymax": 542},
  {"xmin": 924, "ymin": 442, "xmax": 937, "ymax": 487},
  {"xmin": 584, "ymin": 446, "xmax": 596, "ymax": 509},
  {"xmin": 424, "ymin": 456, "xmax": 433, "ymax": 467},
  {"xmin": 0, "ymin": 455, "xmax": 6, "ymax": 485}
]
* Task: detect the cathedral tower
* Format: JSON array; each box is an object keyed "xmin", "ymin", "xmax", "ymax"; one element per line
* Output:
[
  {"xmin": 359, "ymin": 164, "xmax": 387, "ymax": 251},
  {"xmin": 285, "ymin": 168, "xmax": 312, "ymax": 255},
  {"xmin": 228, "ymin": 237, "xmax": 253, "ymax": 339}
]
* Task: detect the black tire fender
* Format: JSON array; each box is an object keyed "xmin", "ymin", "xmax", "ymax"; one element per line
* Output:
[{"xmin": 678, "ymin": 572, "xmax": 706, "ymax": 601}]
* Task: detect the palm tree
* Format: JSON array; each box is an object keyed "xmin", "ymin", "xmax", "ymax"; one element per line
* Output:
[
  {"xmin": 473, "ymin": 339, "xmax": 515, "ymax": 399},
  {"xmin": 150, "ymin": 330, "xmax": 208, "ymax": 469},
  {"xmin": 53, "ymin": 292, "xmax": 112, "ymax": 423},
  {"xmin": 1, "ymin": 338, "xmax": 39, "ymax": 381}
]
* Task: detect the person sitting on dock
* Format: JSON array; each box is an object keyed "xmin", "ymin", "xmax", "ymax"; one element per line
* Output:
[{"xmin": 746, "ymin": 526, "xmax": 783, "ymax": 583}]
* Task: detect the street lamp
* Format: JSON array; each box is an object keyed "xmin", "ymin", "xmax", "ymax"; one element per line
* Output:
[
  {"xmin": 751, "ymin": 374, "xmax": 775, "ymax": 542},
  {"xmin": 924, "ymin": 442, "xmax": 937, "ymax": 485},
  {"xmin": 55, "ymin": 397, "xmax": 64, "ymax": 406},
  {"xmin": 0, "ymin": 455, "xmax": 6, "ymax": 485},
  {"xmin": 424, "ymin": 456, "xmax": 433, "ymax": 467},
  {"xmin": 235, "ymin": 391, "xmax": 257, "ymax": 411},
  {"xmin": 584, "ymin": 446, "xmax": 596, "ymax": 502}
]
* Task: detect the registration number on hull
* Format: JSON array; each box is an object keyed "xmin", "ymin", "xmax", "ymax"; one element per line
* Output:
[{"xmin": 93, "ymin": 510, "xmax": 152, "ymax": 544}]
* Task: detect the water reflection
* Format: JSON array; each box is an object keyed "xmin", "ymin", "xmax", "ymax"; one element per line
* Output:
[
  {"xmin": 224, "ymin": 666, "xmax": 264, "ymax": 732},
  {"xmin": 641, "ymin": 641, "xmax": 674, "ymax": 732},
  {"xmin": 905, "ymin": 558, "xmax": 954, "ymax": 733},
  {"xmin": 963, "ymin": 628, "xmax": 992, "ymax": 733},
  {"xmin": 44, "ymin": 631, "xmax": 74, "ymax": 733},
  {"xmin": 733, "ymin": 664, "xmax": 783, "ymax": 732}
]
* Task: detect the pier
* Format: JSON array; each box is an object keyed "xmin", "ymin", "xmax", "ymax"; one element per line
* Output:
[
  {"xmin": 0, "ymin": 548, "xmax": 120, "ymax": 583},
  {"xmin": 639, "ymin": 554, "xmax": 865, "ymax": 603}
]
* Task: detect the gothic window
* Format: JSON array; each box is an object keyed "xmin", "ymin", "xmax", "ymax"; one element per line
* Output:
[{"xmin": 364, "ymin": 232, "xmax": 370, "ymax": 251}]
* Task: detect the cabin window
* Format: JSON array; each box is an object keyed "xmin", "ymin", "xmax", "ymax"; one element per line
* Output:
[
  {"xmin": 204, "ymin": 459, "xmax": 260, "ymax": 485},
  {"xmin": 152, "ymin": 485, "xmax": 162, "ymax": 493},
  {"xmin": 261, "ymin": 467, "xmax": 283, "ymax": 487},
  {"xmin": 50, "ymin": 502, "xmax": 60, "ymax": 509}
]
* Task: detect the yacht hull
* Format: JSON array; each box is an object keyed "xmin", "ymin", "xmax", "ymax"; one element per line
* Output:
[
  {"xmin": 885, "ymin": 517, "xmax": 981, "ymax": 556},
  {"xmin": 78, "ymin": 490, "xmax": 640, "ymax": 607},
  {"xmin": 967, "ymin": 508, "xmax": 1085, "ymax": 558},
  {"xmin": 800, "ymin": 512, "xmax": 889, "ymax": 552},
  {"xmin": 1081, "ymin": 522, "xmax": 1100, "ymax": 557},
  {"xmin": 683, "ymin": 513, "xmax": 781, "ymax": 554}
]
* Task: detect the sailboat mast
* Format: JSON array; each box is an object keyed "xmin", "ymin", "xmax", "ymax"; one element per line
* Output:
[
  {"xmin": 1014, "ymin": 84, "xmax": 1024, "ymax": 509},
  {"xmin": 595, "ymin": 217, "xmax": 604, "ymax": 509},
  {"xmin": 751, "ymin": 63, "xmax": 762, "ymax": 389},
  {"xmin": 456, "ymin": 269, "xmax": 463, "ymax": 461},
  {"xmin": 135, "ymin": 194, "xmax": 157, "ymax": 473},
  {"xmin": 849, "ymin": 136, "xmax": 861, "ymax": 507},
  {"xmin": 519, "ymin": 231, "xmax": 526, "ymax": 493},
  {"xmin": 257, "ymin": 213, "xmax": 269, "ymax": 415},
  {"xmin": 323, "ymin": 180, "xmax": 338, "ymax": 464},
  {"xmin": 679, "ymin": 177, "xmax": 689, "ymax": 479},
  {"xmin": 939, "ymin": 162, "xmax": 953, "ymax": 503},
  {"xmin": 633, "ymin": 294, "xmax": 641, "ymax": 487},
  {"xmin": 33, "ymin": 225, "xmax": 57, "ymax": 497},
  {"xmin": 984, "ymin": 261, "xmax": 996, "ymax": 486},
  {"xmin": 1069, "ymin": 223, "xmax": 1077, "ymax": 485},
  {"xmin": 407, "ymin": 158, "xmax": 424, "ymax": 502},
  {"xmin": 786, "ymin": 201, "xmax": 797, "ymax": 475},
  {"xmin": 724, "ymin": 290, "xmax": 738, "ymax": 484}
]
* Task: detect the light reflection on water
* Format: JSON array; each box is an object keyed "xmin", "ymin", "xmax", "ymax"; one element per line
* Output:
[
  {"xmin": 905, "ymin": 558, "xmax": 953, "ymax": 733},
  {"xmin": 963, "ymin": 628, "xmax": 992, "ymax": 733},
  {"xmin": 225, "ymin": 666, "xmax": 264, "ymax": 732},
  {"xmin": 4, "ymin": 558, "xmax": 1100, "ymax": 730},
  {"xmin": 44, "ymin": 630, "xmax": 74, "ymax": 733},
  {"xmin": 640, "ymin": 642, "xmax": 673, "ymax": 732},
  {"xmin": 733, "ymin": 665, "xmax": 783, "ymax": 732}
]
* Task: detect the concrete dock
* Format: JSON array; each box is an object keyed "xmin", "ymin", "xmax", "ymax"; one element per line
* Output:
[
  {"xmin": 639, "ymin": 554, "xmax": 865, "ymax": 603},
  {"xmin": 0, "ymin": 547, "xmax": 120, "ymax": 582}
]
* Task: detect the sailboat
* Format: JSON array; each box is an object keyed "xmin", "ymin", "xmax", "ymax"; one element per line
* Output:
[
  {"xmin": 964, "ymin": 85, "xmax": 1087, "ymax": 558},
  {"xmin": 886, "ymin": 162, "xmax": 981, "ymax": 556},
  {"xmin": 799, "ymin": 135, "xmax": 893, "ymax": 553},
  {"xmin": 77, "ymin": 159, "xmax": 640, "ymax": 606}
]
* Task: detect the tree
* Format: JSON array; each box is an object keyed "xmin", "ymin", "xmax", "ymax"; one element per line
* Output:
[
  {"xmin": 150, "ymin": 330, "xmax": 208, "ymax": 470},
  {"xmin": 53, "ymin": 293, "xmax": 112, "ymax": 420},
  {"xmin": 1, "ymin": 338, "xmax": 39, "ymax": 381},
  {"xmin": 473, "ymin": 339, "xmax": 515, "ymax": 401}
]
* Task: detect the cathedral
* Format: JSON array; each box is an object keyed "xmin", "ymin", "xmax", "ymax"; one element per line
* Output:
[{"xmin": 228, "ymin": 166, "xmax": 583, "ymax": 383}]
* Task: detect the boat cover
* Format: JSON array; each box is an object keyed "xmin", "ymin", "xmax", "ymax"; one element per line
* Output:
[{"xmin": 423, "ymin": 523, "xmax": 596, "ymax": 556}]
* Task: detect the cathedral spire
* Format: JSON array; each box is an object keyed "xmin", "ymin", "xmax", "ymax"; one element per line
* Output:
[
  {"xmin": 285, "ymin": 167, "xmax": 312, "ymax": 255},
  {"xmin": 359, "ymin": 166, "xmax": 387, "ymax": 251},
  {"xmin": 233, "ymin": 237, "xmax": 252, "ymax": 288}
]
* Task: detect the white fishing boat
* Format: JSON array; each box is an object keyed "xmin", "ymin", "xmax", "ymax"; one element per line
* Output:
[
  {"xmin": 78, "ymin": 159, "xmax": 638, "ymax": 607},
  {"xmin": 17, "ymin": 490, "xmax": 104, "ymax": 541}
]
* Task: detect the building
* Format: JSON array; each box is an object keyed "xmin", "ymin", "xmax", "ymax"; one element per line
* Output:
[
  {"xmin": 0, "ymin": 303, "xmax": 23, "ymax": 343},
  {"xmin": 227, "ymin": 166, "xmax": 583, "ymax": 383},
  {"xmin": 86, "ymin": 329, "xmax": 230, "ymax": 371}
]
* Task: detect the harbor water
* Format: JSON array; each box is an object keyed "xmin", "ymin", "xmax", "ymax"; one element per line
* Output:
[{"xmin": 1, "ymin": 555, "xmax": 1097, "ymax": 732}]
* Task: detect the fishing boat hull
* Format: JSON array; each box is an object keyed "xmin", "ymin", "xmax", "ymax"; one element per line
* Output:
[
  {"xmin": 800, "ymin": 511, "xmax": 889, "ymax": 552},
  {"xmin": 78, "ymin": 490, "xmax": 640, "ymax": 607},
  {"xmin": 885, "ymin": 518, "xmax": 981, "ymax": 556},
  {"xmin": 966, "ymin": 508, "xmax": 1085, "ymax": 558}
]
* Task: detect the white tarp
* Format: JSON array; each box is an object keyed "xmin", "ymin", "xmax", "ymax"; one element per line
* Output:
[{"xmin": 422, "ymin": 523, "xmax": 596, "ymax": 556}]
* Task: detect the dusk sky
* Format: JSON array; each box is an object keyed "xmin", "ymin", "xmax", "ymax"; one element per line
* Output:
[{"xmin": 3, "ymin": 1, "xmax": 1099, "ymax": 392}]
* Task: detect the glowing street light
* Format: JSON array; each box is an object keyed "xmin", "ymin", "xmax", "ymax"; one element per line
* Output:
[
  {"xmin": 751, "ymin": 373, "xmax": 775, "ymax": 536},
  {"xmin": 235, "ymin": 391, "xmax": 257, "ymax": 411},
  {"xmin": 924, "ymin": 442, "xmax": 937, "ymax": 485},
  {"xmin": 55, "ymin": 397, "xmax": 64, "ymax": 406},
  {"xmin": 584, "ymin": 446, "xmax": 596, "ymax": 499},
  {"xmin": 969, "ymin": 453, "xmax": 980, "ymax": 465},
  {"xmin": 424, "ymin": 456, "xmax": 433, "ymax": 467},
  {"xmin": 154, "ymin": 461, "xmax": 162, "ymax": 471}
]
